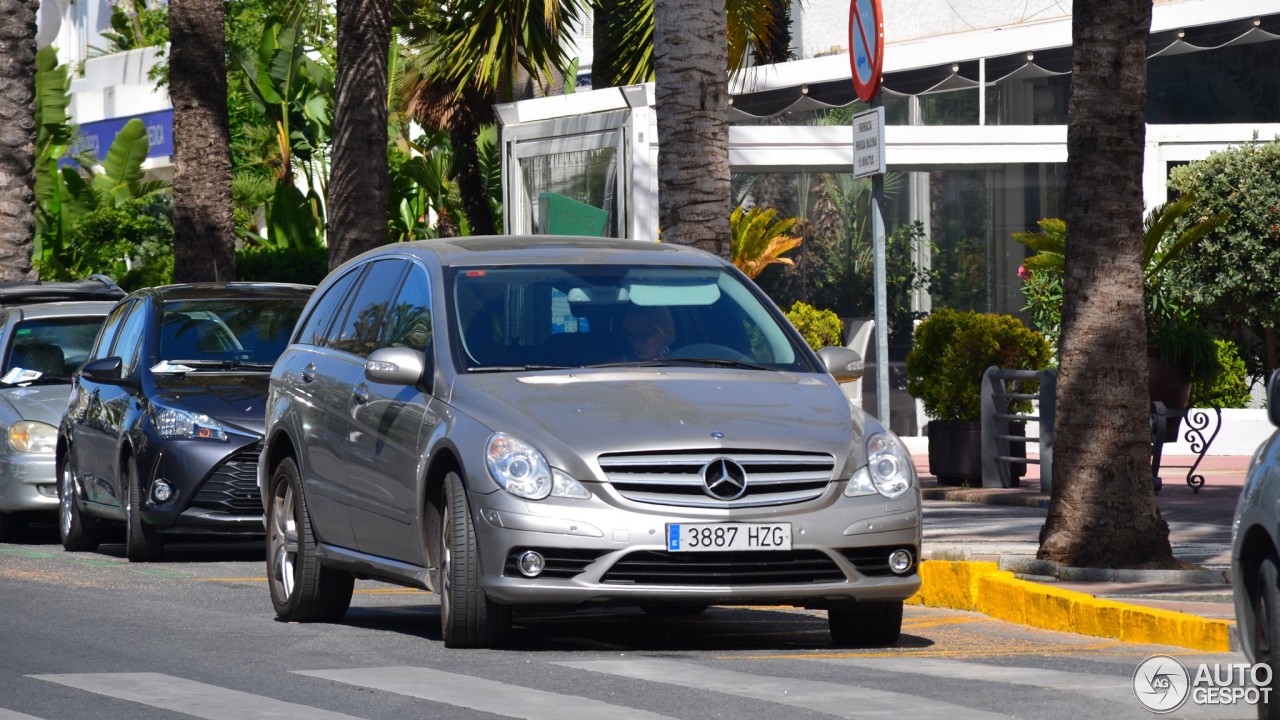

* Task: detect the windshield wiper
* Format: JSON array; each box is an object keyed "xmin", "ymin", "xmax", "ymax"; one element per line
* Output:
[
  {"xmin": 664, "ymin": 357, "xmax": 773, "ymax": 371},
  {"xmin": 467, "ymin": 364, "xmax": 576, "ymax": 373},
  {"xmin": 156, "ymin": 359, "xmax": 274, "ymax": 372},
  {"xmin": 581, "ymin": 360, "xmax": 670, "ymax": 369}
]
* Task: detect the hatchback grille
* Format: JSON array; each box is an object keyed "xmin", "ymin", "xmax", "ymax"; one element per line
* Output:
[
  {"xmin": 601, "ymin": 550, "xmax": 845, "ymax": 585},
  {"xmin": 840, "ymin": 545, "xmax": 917, "ymax": 577},
  {"xmin": 597, "ymin": 450, "xmax": 834, "ymax": 508},
  {"xmin": 503, "ymin": 548, "xmax": 606, "ymax": 578},
  {"xmin": 190, "ymin": 445, "xmax": 261, "ymax": 514}
]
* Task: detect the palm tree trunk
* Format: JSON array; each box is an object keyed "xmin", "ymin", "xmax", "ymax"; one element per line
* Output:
[
  {"xmin": 328, "ymin": 0, "xmax": 391, "ymax": 269},
  {"xmin": 1038, "ymin": 0, "xmax": 1175, "ymax": 568},
  {"xmin": 0, "ymin": 0, "xmax": 39, "ymax": 280},
  {"xmin": 170, "ymin": 0, "xmax": 236, "ymax": 282},
  {"xmin": 653, "ymin": 0, "xmax": 730, "ymax": 257}
]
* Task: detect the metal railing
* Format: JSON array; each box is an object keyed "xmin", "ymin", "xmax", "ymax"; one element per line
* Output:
[{"xmin": 980, "ymin": 367, "xmax": 1056, "ymax": 493}]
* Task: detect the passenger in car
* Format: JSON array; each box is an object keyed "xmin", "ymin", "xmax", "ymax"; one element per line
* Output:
[{"xmin": 622, "ymin": 305, "xmax": 675, "ymax": 360}]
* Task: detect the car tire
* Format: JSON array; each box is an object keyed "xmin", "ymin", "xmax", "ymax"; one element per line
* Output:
[
  {"xmin": 641, "ymin": 604, "xmax": 710, "ymax": 616},
  {"xmin": 828, "ymin": 601, "xmax": 903, "ymax": 648},
  {"xmin": 439, "ymin": 471, "xmax": 511, "ymax": 648},
  {"xmin": 1254, "ymin": 557, "xmax": 1280, "ymax": 720},
  {"xmin": 59, "ymin": 459, "xmax": 100, "ymax": 552},
  {"xmin": 0, "ymin": 512, "xmax": 28, "ymax": 544},
  {"xmin": 266, "ymin": 457, "xmax": 353, "ymax": 622},
  {"xmin": 125, "ymin": 457, "xmax": 164, "ymax": 562}
]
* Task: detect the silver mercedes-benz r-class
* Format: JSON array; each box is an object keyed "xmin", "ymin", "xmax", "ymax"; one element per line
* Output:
[{"xmin": 259, "ymin": 236, "xmax": 921, "ymax": 648}]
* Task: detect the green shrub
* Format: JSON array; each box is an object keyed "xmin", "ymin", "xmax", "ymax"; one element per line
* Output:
[
  {"xmin": 905, "ymin": 308, "xmax": 1052, "ymax": 422},
  {"xmin": 59, "ymin": 195, "xmax": 174, "ymax": 291},
  {"xmin": 785, "ymin": 301, "xmax": 842, "ymax": 351},
  {"xmin": 236, "ymin": 245, "xmax": 330, "ymax": 286},
  {"xmin": 1190, "ymin": 338, "xmax": 1252, "ymax": 408}
]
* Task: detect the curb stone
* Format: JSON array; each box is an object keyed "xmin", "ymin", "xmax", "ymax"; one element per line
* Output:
[{"xmin": 907, "ymin": 560, "xmax": 1233, "ymax": 652}]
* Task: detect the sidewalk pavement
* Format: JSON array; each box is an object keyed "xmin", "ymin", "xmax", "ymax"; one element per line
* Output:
[{"xmin": 910, "ymin": 449, "xmax": 1247, "ymax": 651}]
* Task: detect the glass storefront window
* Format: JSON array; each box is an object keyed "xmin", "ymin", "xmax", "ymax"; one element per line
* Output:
[
  {"xmin": 1148, "ymin": 38, "xmax": 1280, "ymax": 123},
  {"xmin": 518, "ymin": 147, "xmax": 619, "ymax": 236}
]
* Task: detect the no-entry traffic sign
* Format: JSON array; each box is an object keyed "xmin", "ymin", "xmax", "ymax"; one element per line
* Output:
[{"xmin": 848, "ymin": 0, "xmax": 884, "ymax": 102}]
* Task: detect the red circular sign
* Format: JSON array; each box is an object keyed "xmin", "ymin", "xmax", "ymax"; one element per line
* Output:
[{"xmin": 848, "ymin": 0, "xmax": 884, "ymax": 102}]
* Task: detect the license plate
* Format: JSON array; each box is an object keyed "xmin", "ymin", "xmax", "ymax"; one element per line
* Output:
[{"xmin": 666, "ymin": 523, "xmax": 792, "ymax": 552}]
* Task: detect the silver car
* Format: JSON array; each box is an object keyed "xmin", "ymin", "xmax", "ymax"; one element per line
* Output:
[
  {"xmin": 259, "ymin": 237, "xmax": 921, "ymax": 648},
  {"xmin": 0, "ymin": 301, "xmax": 116, "ymax": 542},
  {"xmin": 1232, "ymin": 369, "xmax": 1280, "ymax": 717}
]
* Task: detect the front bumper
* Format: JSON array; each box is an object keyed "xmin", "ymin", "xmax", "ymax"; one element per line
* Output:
[
  {"xmin": 470, "ymin": 481, "xmax": 922, "ymax": 608},
  {"xmin": 0, "ymin": 453, "xmax": 57, "ymax": 513},
  {"xmin": 139, "ymin": 435, "xmax": 265, "ymax": 534}
]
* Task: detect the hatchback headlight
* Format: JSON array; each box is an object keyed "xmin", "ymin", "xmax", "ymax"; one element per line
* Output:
[
  {"xmin": 152, "ymin": 405, "xmax": 227, "ymax": 441},
  {"xmin": 8, "ymin": 420, "xmax": 56, "ymax": 454},
  {"xmin": 485, "ymin": 433, "xmax": 590, "ymax": 500},
  {"xmin": 845, "ymin": 432, "xmax": 915, "ymax": 499}
]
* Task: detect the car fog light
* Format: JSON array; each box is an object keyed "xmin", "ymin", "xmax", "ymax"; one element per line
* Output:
[
  {"xmin": 517, "ymin": 550, "xmax": 545, "ymax": 577},
  {"xmin": 888, "ymin": 549, "xmax": 914, "ymax": 575},
  {"xmin": 152, "ymin": 479, "xmax": 173, "ymax": 503},
  {"xmin": 36, "ymin": 484, "xmax": 58, "ymax": 498}
]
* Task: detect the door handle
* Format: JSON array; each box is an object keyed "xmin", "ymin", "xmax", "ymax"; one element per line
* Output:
[
  {"xmin": 352, "ymin": 384, "xmax": 370, "ymax": 404},
  {"xmin": 300, "ymin": 364, "xmax": 316, "ymax": 383}
]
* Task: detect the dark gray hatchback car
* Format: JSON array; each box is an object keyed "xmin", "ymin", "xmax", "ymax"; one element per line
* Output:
[{"xmin": 259, "ymin": 236, "xmax": 921, "ymax": 648}]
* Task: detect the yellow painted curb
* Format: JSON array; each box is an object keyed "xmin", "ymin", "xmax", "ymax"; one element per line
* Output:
[{"xmin": 905, "ymin": 560, "xmax": 1232, "ymax": 652}]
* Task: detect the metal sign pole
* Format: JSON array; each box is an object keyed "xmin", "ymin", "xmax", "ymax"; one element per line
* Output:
[{"xmin": 870, "ymin": 97, "xmax": 890, "ymax": 425}]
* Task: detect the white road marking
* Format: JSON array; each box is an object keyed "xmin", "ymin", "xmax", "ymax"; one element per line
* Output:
[
  {"xmin": 296, "ymin": 665, "xmax": 676, "ymax": 720},
  {"xmin": 556, "ymin": 657, "xmax": 1018, "ymax": 719},
  {"xmin": 30, "ymin": 673, "xmax": 365, "ymax": 720}
]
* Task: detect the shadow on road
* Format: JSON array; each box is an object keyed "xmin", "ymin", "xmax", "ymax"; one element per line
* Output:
[{"xmin": 337, "ymin": 603, "xmax": 934, "ymax": 653}]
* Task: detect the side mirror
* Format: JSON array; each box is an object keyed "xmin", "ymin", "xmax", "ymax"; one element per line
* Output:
[
  {"xmin": 81, "ymin": 357, "xmax": 124, "ymax": 384},
  {"xmin": 365, "ymin": 347, "xmax": 430, "ymax": 390},
  {"xmin": 816, "ymin": 346, "xmax": 864, "ymax": 384},
  {"xmin": 1268, "ymin": 369, "xmax": 1280, "ymax": 428}
]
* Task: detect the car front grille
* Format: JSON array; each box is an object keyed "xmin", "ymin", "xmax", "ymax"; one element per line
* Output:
[
  {"xmin": 190, "ymin": 444, "xmax": 261, "ymax": 514},
  {"xmin": 597, "ymin": 450, "xmax": 835, "ymax": 508},
  {"xmin": 601, "ymin": 550, "xmax": 845, "ymax": 585}
]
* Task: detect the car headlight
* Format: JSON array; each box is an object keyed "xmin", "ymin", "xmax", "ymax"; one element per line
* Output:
[
  {"xmin": 845, "ymin": 431, "xmax": 915, "ymax": 499},
  {"xmin": 152, "ymin": 405, "xmax": 228, "ymax": 441},
  {"xmin": 485, "ymin": 433, "xmax": 590, "ymax": 500},
  {"xmin": 8, "ymin": 420, "xmax": 56, "ymax": 454}
]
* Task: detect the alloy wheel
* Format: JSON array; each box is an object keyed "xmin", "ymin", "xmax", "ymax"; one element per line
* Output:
[
  {"xmin": 270, "ymin": 481, "xmax": 298, "ymax": 601},
  {"xmin": 60, "ymin": 464, "xmax": 75, "ymax": 539}
]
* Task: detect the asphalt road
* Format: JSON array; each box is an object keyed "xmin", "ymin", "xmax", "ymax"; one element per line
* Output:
[{"xmin": 0, "ymin": 527, "xmax": 1257, "ymax": 720}]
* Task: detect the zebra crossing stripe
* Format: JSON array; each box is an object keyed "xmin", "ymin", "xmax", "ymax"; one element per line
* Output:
[
  {"xmin": 555, "ymin": 657, "xmax": 1018, "ymax": 720},
  {"xmin": 825, "ymin": 657, "xmax": 1244, "ymax": 720},
  {"xmin": 29, "ymin": 673, "xmax": 365, "ymax": 720},
  {"xmin": 0, "ymin": 709, "xmax": 45, "ymax": 719},
  {"xmin": 296, "ymin": 666, "xmax": 676, "ymax": 720}
]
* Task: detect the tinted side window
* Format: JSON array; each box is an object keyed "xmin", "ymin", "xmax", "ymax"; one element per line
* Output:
[
  {"xmin": 90, "ymin": 301, "xmax": 131, "ymax": 361},
  {"xmin": 330, "ymin": 260, "xmax": 407, "ymax": 358},
  {"xmin": 294, "ymin": 267, "xmax": 362, "ymax": 347},
  {"xmin": 111, "ymin": 300, "xmax": 150, "ymax": 376},
  {"xmin": 382, "ymin": 265, "xmax": 432, "ymax": 352}
]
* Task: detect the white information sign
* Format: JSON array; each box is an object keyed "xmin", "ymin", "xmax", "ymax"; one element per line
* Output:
[{"xmin": 852, "ymin": 106, "xmax": 885, "ymax": 178}]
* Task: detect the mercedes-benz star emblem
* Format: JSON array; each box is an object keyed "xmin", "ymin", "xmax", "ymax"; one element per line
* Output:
[{"xmin": 701, "ymin": 458, "xmax": 748, "ymax": 500}]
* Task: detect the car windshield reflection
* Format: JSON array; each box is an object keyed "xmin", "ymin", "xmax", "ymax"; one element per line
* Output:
[
  {"xmin": 159, "ymin": 299, "xmax": 307, "ymax": 367},
  {"xmin": 449, "ymin": 264, "xmax": 809, "ymax": 373}
]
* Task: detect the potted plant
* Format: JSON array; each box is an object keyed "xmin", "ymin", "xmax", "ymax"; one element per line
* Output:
[{"xmin": 905, "ymin": 308, "xmax": 1051, "ymax": 486}]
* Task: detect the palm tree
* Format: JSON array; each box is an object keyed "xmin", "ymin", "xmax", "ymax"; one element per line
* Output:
[
  {"xmin": 328, "ymin": 0, "xmax": 392, "ymax": 268},
  {"xmin": 169, "ymin": 0, "xmax": 237, "ymax": 282},
  {"xmin": 1037, "ymin": 0, "xmax": 1176, "ymax": 569},
  {"xmin": 652, "ymin": 0, "xmax": 729, "ymax": 256},
  {"xmin": 0, "ymin": 0, "xmax": 40, "ymax": 280}
]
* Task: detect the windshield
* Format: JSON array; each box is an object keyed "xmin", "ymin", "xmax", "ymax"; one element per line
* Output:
[
  {"xmin": 2, "ymin": 316, "xmax": 105, "ymax": 384},
  {"xmin": 159, "ymin": 298, "xmax": 307, "ymax": 366},
  {"xmin": 448, "ymin": 264, "xmax": 812, "ymax": 372}
]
